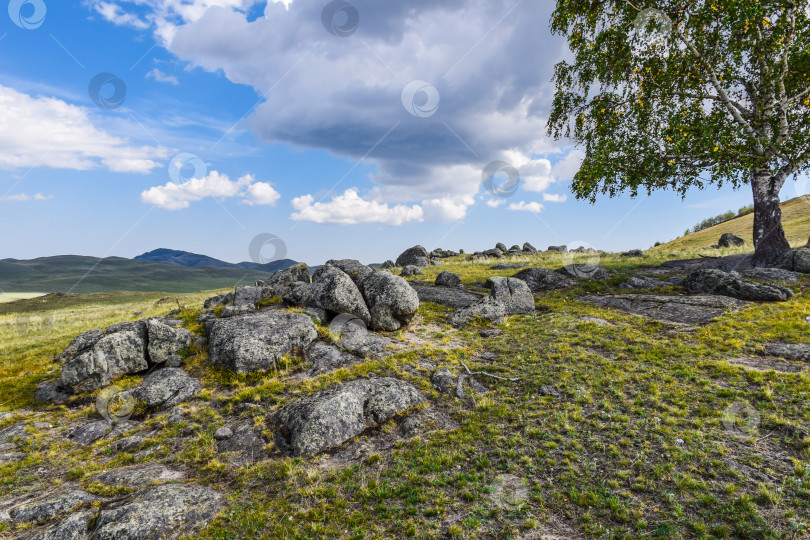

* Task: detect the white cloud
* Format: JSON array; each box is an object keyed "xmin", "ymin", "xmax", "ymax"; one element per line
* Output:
[
  {"xmin": 291, "ymin": 189, "xmax": 423, "ymax": 226},
  {"xmin": 146, "ymin": 68, "xmax": 180, "ymax": 85},
  {"xmin": 543, "ymin": 193, "xmax": 567, "ymax": 203},
  {"xmin": 243, "ymin": 181, "xmax": 281, "ymax": 206},
  {"xmin": 421, "ymin": 196, "xmax": 474, "ymax": 222},
  {"xmin": 0, "ymin": 192, "xmax": 52, "ymax": 202},
  {"xmin": 141, "ymin": 171, "xmax": 278, "ymax": 209},
  {"xmin": 486, "ymin": 199, "xmax": 505, "ymax": 208},
  {"xmin": 0, "ymin": 85, "xmax": 167, "ymax": 173},
  {"xmin": 508, "ymin": 201, "xmax": 544, "ymax": 213}
]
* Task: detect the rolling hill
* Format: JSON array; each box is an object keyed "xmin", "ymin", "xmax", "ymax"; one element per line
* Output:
[
  {"xmin": 134, "ymin": 248, "xmax": 298, "ymax": 273},
  {"xmin": 0, "ymin": 255, "xmax": 277, "ymax": 294},
  {"xmin": 650, "ymin": 195, "xmax": 810, "ymax": 253}
]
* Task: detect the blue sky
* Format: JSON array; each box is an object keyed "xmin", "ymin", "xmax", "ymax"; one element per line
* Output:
[{"xmin": 0, "ymin": 0, "xmax": 783, "ymax": 266}]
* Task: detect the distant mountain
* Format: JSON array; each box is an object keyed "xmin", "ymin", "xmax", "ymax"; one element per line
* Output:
[
  {"xmin": 0, "ymin": 255, "xmax": 279, "ymax": 294},
  {"xmin": 135, "ymin": 248, "xmax": 298, "ymax": 274}
]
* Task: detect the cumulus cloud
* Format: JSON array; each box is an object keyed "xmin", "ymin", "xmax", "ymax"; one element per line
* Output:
[
  {"xmin": 543, "ymin": 193, "xmax": 567, "ymax": 203},
  {"xmin": 291, "ymin": 189, "xmax": 423, "ymax": 225},
  {"xmin": 146, "ymin": 68, "xmax": 180, "ymax": 85},
  {"xmin": 486, "ymin": 199, "xmax": 505, "ymax": 208},
  {"xmin": 0, "ymin": 193, "xmax": 52, "ymax": 202},
  {"xmin": 141, "ymin": 171, "xmax": 279, "ymax": 209},
  {"xmin": 0, "ymin": 85, "xmax": 167, "ymax": 173},
  {"xmin": 508, "ymin": 201, "xmax": 544, "ymax": 213},
  {"xmin": 90, "ymin": 0, "xmax": 576, "ymax": 218}
]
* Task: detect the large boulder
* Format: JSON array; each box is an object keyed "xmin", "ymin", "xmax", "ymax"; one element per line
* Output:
[
  {"xmin": 547, "ymin": 245, "xmax": 567, "ymax": 252},
  {"xmin": 9, "ymin": 489, "xmax": 99, "ymax": 523},
  {"xmin": 741, "ymin": 268, "xmax": 800, "ymax": 284},
  {"xmin": 448, "ymin": 297, "xmax": 507, "ymax": 328},
  {"xmin": 718, "ymin": 233, "xmax": 745, "ymax": 248},
  {"xmin": 286, "ymin": 265, "xmax": 371, "ymax": 323},
  {"xmin": 522, "ymin": 242, "xmax": 537, "ymax": 254},
  {"xmin": 401, "ymin": 265, "xmax": 424, "ymax": 277},
  {"xmin": 621, "ymin": 249, "xmax": 644, "ymax": 257},
  {"xmin": 512, "ymin": 267, "xmax": 576, "ymax": 291},
  {"xmin": 495, "ymin": 242, "xmax": 509, "ymax": 252},
  {"xmin": 206, "ymin": 311, "xmax": 318, "ymax": 373},
  {"xmin": 233, "ymin": 286, "xmax": 262, "ymax": 309},
  {"xmin": 273, "ymin": 377, "xmax": 426, "ymax": 456},
  {"xmin": 93, "ymin": 484, "xmax": 223, "ymax": 540},
  {"xmin": 557, "ymin": 264, "xmax": 610, "ymax": 280},
  {"xmin": 774, "ymin": 247, "xmax": 810, "ymax": 273},
  {"xmin": 435, "ymin": 271, "xmax": 462, "ymax": 288},
  {"xmin": 762, "ymin": 343, "xmax": 810, "ymax": 362},
  {"xmin": 482, "ymin": 248, "xmax": 504, "ymax": 259},
  {"xmin": 203, "ymin": 292, "xmax": 233, "ymax": 309},
  {"xmin": 682, "ymin": 269, "xmax": 793, "ymax": 302},
  {"xmin": 58, "ymin": 323, "xmax": 149, "ymax": 394},
  {"xmin": 305, "ymin": 341, "xmax": 362, "ymax": 376},
  {"xmin": 125, "ymin": 368, "xmax": 201, "ymax": 411},
  {"xmin": 395, "ymin": 245, "xmax": 431, "ymax": 267},
  {"xmin": 25, "ymin": 509, "xmax": 96, "ymax": 540},
  {"xmin": 257, "ymin": 263, "xmax": 311, "ymax": 298},
  {"xmin": 485, "ymin": 277, "xmax": 534, "ymax": 314},
  {"xmin": 619, "ymin": 276, "xmax": 668, "ymax": 290},
  {"xmin": 146, "ymin": 319, "xmax": 191, "ymax": 367}
]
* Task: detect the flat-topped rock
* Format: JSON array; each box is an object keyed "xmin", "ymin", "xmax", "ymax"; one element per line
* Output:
[
  {"xmin": 93, "ymin": 464, "xmax": 185, "ymax": 488},
  {"xmin": 9, "ymin": 489, "xmax": 98, "ymax": 523},
  {"xmin": 305, "ymin": 342, "xmax": 362, "ymax": 376},
  {"xmin": 577, "ymin": 294, "xmax": 747, "ymax": 325},
  {"xmin": 411, "ymin": 286, "xmax": 483, "ymax": 309},
  {"xmin": 683, "ymin": 269, "xmax": 793, "ymax": 301},
  {"xmin": 486, "ymin": 277, "xmax": 534, "ymax": 314},
  {"xmin": 762, "ymin": 343, "xmax": 810, "ymax": 363},
  {"xmin": 511, "ymin": 267, "xmax": 576, "ymax": 291},
  {"xmin": 448, "ymin": 297, "xmax": 507, "ymax": 328},
  {"xmin": 206, "ymin": 311, "xmax": 318, "ymax": 374},
  {"xmin": 273, "ymin": 377, "xmax": 426, "ymax": 456},
  {"xmin": 557, "ymin": 264, "xmax": 609, "ymax": 280}
]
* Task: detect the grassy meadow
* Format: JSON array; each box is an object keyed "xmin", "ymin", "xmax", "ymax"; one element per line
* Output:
[{"xmin": 0, "ymin": 248, "xmax": 808, "ymax": 539}]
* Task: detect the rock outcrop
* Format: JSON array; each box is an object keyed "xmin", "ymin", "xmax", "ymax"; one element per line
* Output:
[
  {"xmin": 485, "ymin": 277, "xmax": 534, "ymax": 314},
  {"xmin": 682, "ymin": 269, "xmax": 793, "ymax": 302},
  {"xmin": 511, "ymin": 267, "xmax": 576, "ymax": 291},
  {"xmin": 395, "ymin": 245, "xmax": 431, "ymax": 267},
  {"xmin": 273, "ymin": 377, "xmax": 426, "ymax": 456},
  {"xmin": 557, "ymin": 264, "xmax": 609, "ymax": 280},
  {"xmin": 435, "ymin": 271, "xmax": 462, "ymax": 288},
  {"xmin": 578, "ymin": 294, "xmax": 747, "ymax": 325},
  {"xmin": 718, "ymin": 233, "xmax": 745, "ymax": 247}
]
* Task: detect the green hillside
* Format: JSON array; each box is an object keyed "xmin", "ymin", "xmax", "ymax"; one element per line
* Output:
[
  {"xmin": 0, "ymin": 255, "xmax": 274, "ymax": 294},
  {"xmin": 651, "ymin": 195, "xmax": 810, "ymax": 254}
]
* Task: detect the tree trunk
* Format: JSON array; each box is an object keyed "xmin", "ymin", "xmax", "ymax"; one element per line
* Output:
[{"xmin": 751, "ymin": 168, "xmax": 791, "ymax": 266}]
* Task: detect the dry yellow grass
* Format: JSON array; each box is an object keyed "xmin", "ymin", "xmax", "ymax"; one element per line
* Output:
[{"xmin": 650, "ymin": 195, "xmax": 810, "ymax": 254}]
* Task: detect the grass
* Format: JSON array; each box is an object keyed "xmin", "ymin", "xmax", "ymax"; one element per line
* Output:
[
  {"xmin": 651, "ymin": 196, "xmax": 810, "ymax": 254},
  {"xmin": 0, "ymin": 251, "xmax": 808, "ymax": 539}
]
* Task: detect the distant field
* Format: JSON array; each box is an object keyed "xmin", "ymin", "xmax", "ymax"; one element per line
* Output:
[
  {"xmin": 650, "ymin": 195, "xmax": 810, "ymax": 254},
  {"xmin": 0, "ymin": 293, "xmax": 46, "ymax": 303}
]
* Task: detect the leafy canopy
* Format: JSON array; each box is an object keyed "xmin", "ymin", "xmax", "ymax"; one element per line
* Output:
[{"xmin": 547, "ymin": 0, "xmax": 810, "ymax": 201}]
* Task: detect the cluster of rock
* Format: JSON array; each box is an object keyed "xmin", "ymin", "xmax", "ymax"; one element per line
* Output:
[{"xmin": 467, "ymin": 242, "xmax": 538, "ymax": 260}]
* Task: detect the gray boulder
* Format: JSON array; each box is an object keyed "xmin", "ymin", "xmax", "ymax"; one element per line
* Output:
[
  {"xmin": 257, "ymin": 263, "xmax": 311, "ymax": 298},
  {"xmin": 718, "ymin": 233, "xmax": 745, "ymax": 247},
  {"xmin": 522, "ymin": 242, "xmax": 537, "ymax": 254},
  {"xmin": 775, "ymin": 247, "xmax": 810, "ymax": 273},
  {"xmin": 401, "ymin": 265, "xmax": 424, "ymax": 277},
  {"xmin": 762, "ymin": 343, "xmax": 810, "ymax": 362},
  {"xmin": 490, "ymin": 263, "xmax": 526, "ymax": 270},
  {"xmin": 435, "ymin": 271, "xmax": 462, "ymax": 288},
  {"xmin": 126, "ymin": 368, "xmax": 201, "ymax": 411},
  {"xmin": 206, "ymin": 311, "xmax": 318, "ymax": 373},
  {"xmin": 741, "ymin": 268, "xmax": 800, "ymax": 284},
  {"xmin": 395, "ymin": 245, "xmax": 431, "ymax": 267},
  {"xmin": 621, "ymin": 249, "xmax": 644, "ymax": 257},
  {"xmin": 146, "ymin": 319, "xmax": 191, "ymax": 367},
  {"xmin": 431, "ymin": 368, "xmax": 456, "ymax": 394},
  {"xmin": 557, "ymin": 264, "xmax": 610, "ymax": 280},
  {"xmin": 217, "ymin": 422, "xmax": 267, "ymax": 465},
  {"xmin": 682, "ymin": 269, "xmax": 793, "ymax": 301},
  {"xmin": 203, "ymin": 292, "xmax": 233, "ymax": 309},
  {"xmin": 287, "ymin": 265, "xmax": 371, "ymax": 323},
  {"xmin": 93, "ymin": 484, "xmax": 223, "ymax": 540},
  {"xmin": 93, "ymin": 464, "xmax": 185, "ymax": 488},
  {"xmin": 24, "ymin": 509, "xmax": 96, "ymax": 540},
  {"xmin": 486, "ymin": 277, "xmax": 534, "ymax": 314},
  {"xmin": 512, "ymin": 267, "xmax": 576, "ymax": 291},
  {"xmin": 483, "ymin": 248, "xmax": 504, "ymax": 258},
  {"xmin": 233, "ymin": 286, "xmax": 262, "ymax": 309},
  {"xmin": 495, "ymin": 242, "xmax": 508, "ymax": 252},
  {"xmin": 547, "ymin": 245, "xmax": 567, "ymax": 252},
  {"xmin": 66, "ymin": 420, "xmax": 112, "ymax": 446},
  {"xmin": 305, "ymin": 341, "xmax": 362, "ymax": 376},
  {"xmin": 58, "ymin": 322, "xmax": 149, "ymax": 394},
  {"xmin": 273, "ymin": 377, "xmax": 426, "ymax": 456},
  {"xmin": 448, "ymin": 297, "xmax": 507, "ymax": 328},
  {"xmin": 9, "ymin": 489, "xmax": 98, "ymax": 523},
  {"xmin": 411, "ymin": 286, "xmax": 483, "ymax": 309},
  {"xmin": 380, "ymin": 260, "xmax": 396, "ymax": 269}
]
